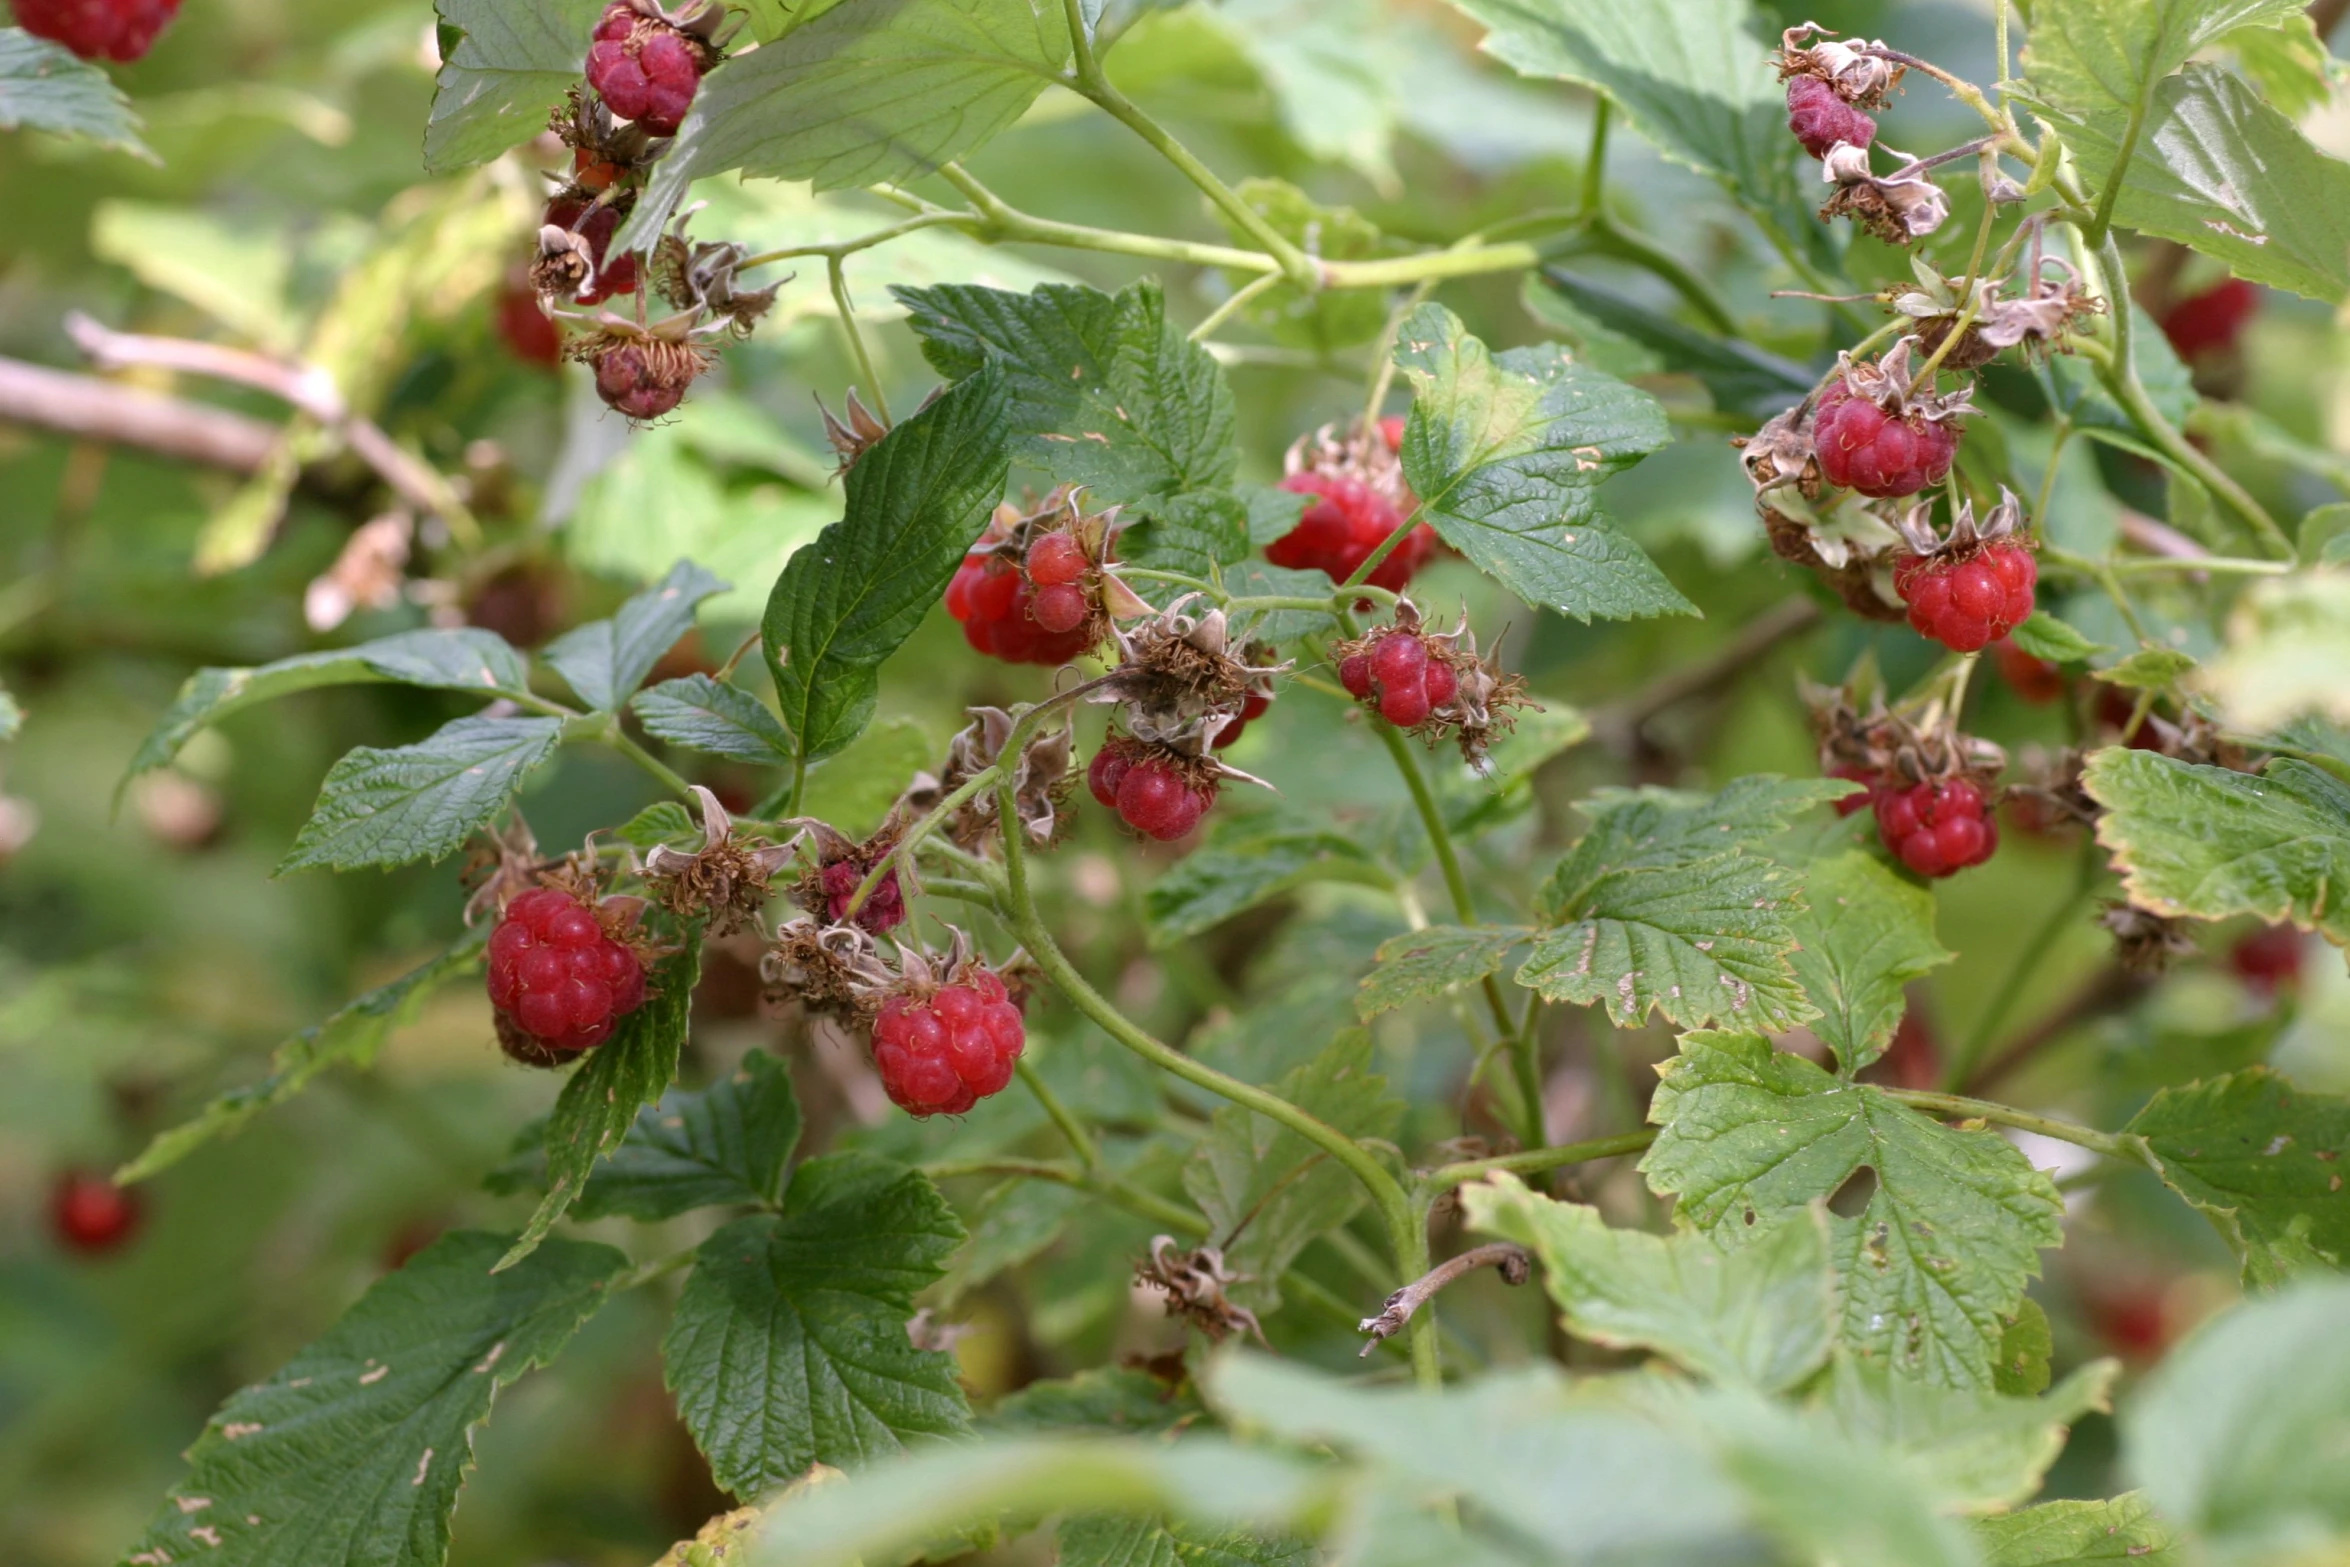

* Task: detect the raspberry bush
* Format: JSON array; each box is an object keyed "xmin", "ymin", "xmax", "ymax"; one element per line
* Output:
[{"xmin": 4, "ymin": 2, "xmax": 2349, "ymax": 1565}]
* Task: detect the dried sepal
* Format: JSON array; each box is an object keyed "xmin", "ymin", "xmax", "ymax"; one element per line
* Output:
[
  {"xmin": 903, "ymin": 706, "xmax": 1077, "ymax": 850},
  {"xmin": 460, "ymin": 815, "xmax": 555, "ymax": 926},
  {"xmin": 548, "ymin": 85, "xmax": 661, "ymax": 179},
  {"xmin": 1820, "ymin": 144, "xmax": 1950, "ymax": 245},
  {"xmin": 761, "ymin": 915, "xmax": 893, "ymax": 1019},
  {"xmin": 602, "ymin": 0, "xmax": 739, "ymax": 57},
  {"xmin": 1332, "ymin": 601, "xmax": 1539, "ymax": 769},
  {"xmin": 651, "ymin": 206, "xmax": 782, "ymax": 335},
  {"xmin": 1096, "ymin": 593, "xmax": 1289, "ymax": 731},
  {"xmin": 1886, "ymin": 486, "xmax": 2027, "ymax": 559},
  {"xmin": 1832, "ymin": 337, "xmax": 1976, "ymax": 425},
  {"xmin": 2099, "ymin": 902, "xmax": 2199, "ymax": 974},
  {"xmin": 818, "ymin": 386, "xmax": 892, "ymax": 474},
  {"xmin": 1806, "ymin": 679, "xmax": 2006, "ymax": 793},
  {"xmin": 1776, "ymin": 22, "xmax": 1903, "ymax": 107},
  {"xmin": 644, "ymin": 786, "xmax": 794, "ymax": 936},
  {"xmin": 529, "ymin": 190, "xmax": 635, "ymax": 304},
  {"xmin": 1134, "ymin": 1236, "xmax": 1266, "ymax": 1345},
  {"xmin": 1757, "ymin": 493, "xmax": 1910, "ymax": 621},
  {"xmin": 1734, "ymin": 400, "xmax": 1825, "ymax": 502}
]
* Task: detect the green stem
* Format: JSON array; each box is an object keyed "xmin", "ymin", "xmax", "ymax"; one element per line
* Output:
[
  {"xmin": 1019, "ymin": 1056, "xmax": 1103, "ymax": 1171},
  {"xmin": 936, "ymin": 162, "xmax": 1279, "ymax": 274},
  {"xmin": 828, "ymin": 256, "xmax": 890, "ymax": 424},
  {"xmin": 604, "ymin": 725, "xmax": 694, "ymax": 798},
  {"xmin": 1190, "ymin": 270, "xmax": 1286, "ymax": 342},
  {"xmin": 2033, "ymin": 418, "xmax": 2072, "ymax": 527},
  {"xmin": 2082, "ymin": 92, "xmax": 2150, "ymax": 251},
  {"xmin": 842, "ymin": 763, "xmax": 1004, "ymax": 919},
  {"xmin": 1886, "ymin": 1089, "xmax": 2152, "ymax": 1164},
  {"xmin": 923, "ymin": 1153, "xmax": 1209, "ymax": 1236},
  {"xmin": 1428, "ymin": 1130, "xmax": 1657, "ymax": 1190},
  {"xmin": 739, "ymin": 211, "xmax": 966, "ymax": 269},
  {"xmin": 1580, "ymin": 97, "xmax": 1612, "ymax": 214},
  {"xmin": 1948, "ymin": 842, "xmax": 2097, "ymax": 1088},
  {"xmin": 2108, "ymin": 553, "xmax": 2295, "ymax": 577},
  {"xmin": 610, "ymin": 1243, "xmax": 701, "ymax": 1294}
]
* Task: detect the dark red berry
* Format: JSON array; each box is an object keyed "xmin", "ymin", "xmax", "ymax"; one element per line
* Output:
[
  {"xmin": 1116, "ymin": 756, "xmax": 1211, "ymax": 841},
  {"xmin": 586, "ymin": 335, "xmax": 709, "ymax": 421},
  {"xmin": 1338, "ymin": 653, "xmax": 1373, "ymax": 700},
  {"xmin": 1351, "ymin": 629, "xmax": 1454, "ymax": 731},
  {"xmin": 1786, "ymin": 76, "xmax": 1876, "ymax": 159},
  {"xmin": 542, "ymin": 195, "xmax": 638, "ymax": 305},
  {"xmin": 2229, "ymin": 924, "xmax": 2304, "ymax": 995},
  {"xmin": 1214, "ymin": 690, "xmax": 1271, "ymax": 749},
  {"xmin": 51, "ymin": 1170, "xmax": 142, "ymax": 1254},
  {"xmin": 1029, "ymin": 582, "xmax": 1089, "ymax": 635},
  {"xmin": 13, "ymin": 0, "xmax": 181, "ymax": 61},
  {"xmin": 1873, "ymin": 779, "xmax": 1997, "ymax": 879},
  {"xmin": 586, "ymin": 2, "xmax": 706, "ymax": 137},
  {"xmin": 2159, "ymin": 278, "xmax": 2260, "ymax": 358},
  {"xmin": 1896, "ymin": 541, "xmax": 2036, "ymax": 653},
  {"xmin": 871, "ymin": 970, "xmax": 1026, "ymax": 1117},
  {"xmin": 1271, "ymin": 472, "xmax": 1437, "ymax": 591},
  {"xmin": 1088, "ymin": 737, "xmax": 1140, "ymax": 807},
  {"xmin": 497, "ymin": 284, "xmax": 563, "ymax": 369},
  {"xmin": 1025, "ymin": 531, "xmax": 1088, "ymax": 587},
  {"xmin": 1828, "ymin": 762, "xmax": 1879, "ymax": 818},
  {"xmin": 945, "ymin": 554, "xmax": 1098, "ymax": 666},
  {"xmin": 821, "ymin": 859, "xmax": 904, "ymax": 935},
  {"xmin": 1814, "ymin": 383, "xmax": 1959, "ymax": 499},
  {"xmin": 1862, "ymin": 1010, "xmax": 1940, "ymax": 1091},
  {"xmin": 486, "ymin": 887, "xmax": 648, "ymax": 1057},
  {"xmin": 2094, "ymin": 686, "xmax": 2165, "ymax": 751},
  {"xmin": 1991, "ymin": 637, "xmax": 2063, "ymax": 704}
]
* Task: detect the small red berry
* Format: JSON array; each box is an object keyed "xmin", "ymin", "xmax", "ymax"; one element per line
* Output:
[
  {"xmin": 51, "ymin": 1170, "xmax": 142, "ymax": 1254},
  {"xmin": 1873, "ymin": 779, "xmax": 1997, "ymax": 879},
  {"xmin": 585, "ymin": 334, "xmax": 710, "ymax": 422},
  {"xmin": 2229, "ymin": 924, "xmax": 2304, "ymax": 996},
  {"xmin": 1377, "ymin": 414, "xmax": 1407, "ymax": 453},
  {"xmin": 585, "ymin": 2, "xmax": 707, "ymax": 137},
  {"xmin": 1271, "ymin": 472, "xmax": 1437, "ymax": 592},
  {"xmin": 1351, "ymin": 629, "xmax": 1457, "ymax": 731},
  {"xmin": 496, "ymin": 284, "xmax": 564, "ymax": 370},
  {"xmin": 871, "ymin": 974, "xmax": 1025, "ymax": 1117},
  {"xmin": 1338, "ymin": 653, "xmax": 1373, "ymax": 700},
  {"xmin": 1116, "ymin": 756, "xmax": 1211, "ymax": 841},
  {"xmin": 1895, "ymin": 542, "xmax": 2036, "ymax": 653},
  {"xmin": 1827, "ymin": 762, "xmax": 1879, "ymax": 818},
  {"xmin": 2159, "ymin": 278, "xmax": 2260, "ymax": 359},
  {"xmin": 1991, "ymin": 637, "xmax": 2063, "ymax": 704},
  {"xmin": 13, "ymin": 0, "xmax": 181, "ymax": 61},
  {"xmin": 820, "ymin": 859, "xmax": 904, "ymax": 935},
  {"xmin": 1786, "ymin": 76, "xmax": 1876, "ymax": 159},
  {"xmin": 1029, "ymin": 582, "xmax": 1090, "ymax": 635},
  {"xmin": 486, "ymin": 887, "xmax": 649, "ymax": 1057},
  {"xmin": 1025, "ymin": 531, "xmax": 1089, "ymax": 587},
  {"xmin": 945, "ymin": 554, "xmax": 1098, "ymax": 666},
  {"xmin": 1814, "ymin": 383, "xmax": 1959, "ymax": 499},
  {"xmin": 1088, "ymin": 737, "xmax": 1140, "ymax": 807}
]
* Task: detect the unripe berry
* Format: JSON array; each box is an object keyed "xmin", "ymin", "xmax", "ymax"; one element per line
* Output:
[
  {"xmin": 1814, "ymin": 383, "xmax": 1959, "ymax": 499},
  {"xmin": 1872, "ymin": 779, "xmax": 1997, "ymax": 879},
  {"xmin": 486, "ymin": 887, "xmax": 649, "ymax": 1057},
  {"xmin": 1786, "ymin": 76, "xmax": 1876, "ymax": 159},
  {"xmin": 1896, "ymin": 542, "xmax": 2036, "ymax": 653},
  {"xmin": 1271, "ymin": 472, "xmax": 1437, "ymax": 592},
  {"xmin": 13, "ymin": 0, "xmax": 182, "ymax": 61},
  {"xmin": 820, "ymin": 859, "xmax": 904, "ymax": 935},
  {"xmin": 871, "ymin": 970, "xmax": 1025, "ymax": 1117},
  {"xmin": 50, "ymin": 1170, "xmax": 142, "ymax": 1254}
]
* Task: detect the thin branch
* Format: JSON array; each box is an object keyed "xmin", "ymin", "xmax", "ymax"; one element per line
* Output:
[
  {"xmin": 1427, "ymin": 1130, "xmax": 1658, "ymax": 1191},
  {"xmin": 0, "ymin": 355, "xmax": 277, "ymax": 470},
  {"xmin": 1591, "ymin": 597, "xmax": 1824, "ymax": 749},
  {"xmin": 1357, "ymin": 1243, "xmax": 1531, "ymax": 1357},
  {"xmin": 1962, "ymin": 963, "xmax": 2151, "ymax": 1097}
]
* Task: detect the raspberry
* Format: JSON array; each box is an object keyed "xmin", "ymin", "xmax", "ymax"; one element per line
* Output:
[
  {"xmin": 1991, "ymin": 637, "xmax": 2063, "ymax": 703},
  {"xmin": 944, "ymin": 554, "xmax": 1097, "ymax": 666},
  {"xmin": 1116, "ymin": 754, "xmax": 1213, "ymax": 841},
  {"xmin": 1213, "ymin": 689, "xmax": 1270, "ymax": 749},
  {"xmin": 1377, "ymin": 414, "xmax": 1407, "ymax": 453},
  {"xmin": 585, "ymin": 2, "xmax": 706, "ymax": 137},
  {"xmin": 1895, "ymin": 541, "xmax": 2036, "ymax": 652},
  {"xmin": 1025, "ymin": 531, "xmax": 1089, "ymax": 587},
  {"xmin": 1786, "ymin": 76, "xmax": 1876, "ymax": 159},
  {"xmin": 2229, "ymin": 924, "xmax": 2304, "ymax": 996},
  {"xmin": 2159, "ymin": 278, "xmax": 2259, "ymax": 358},
  {"xmin": 13, "ymin": 0, "xmax": 181, "ymax": 61},
  {"xmin": 1827, "ymin": 762, "xmax": 1878, "ymax": 817},
  {"xmin": 584, "ymin": 334, "xmax": 709, "ymax": 421},
  {"xmin": 1088, "ymin": 736, "xmax": 1140, "ymax": 807},
  {"xmin": 1270, "ymin": 472, "xmax": 1437, "ymax": 592},
  {"xmin": 870, "ymin": 970, "xmax": 1025, "ymax": 1117},
  {"xmin": 1344, "ymin": 628, "xmax": 1455, "ymax": 730},
  {"xmin": 820, "ymin": 858, "xmax": 904, "ymax": 934},
  {"xmin": 542, "ymin": 195, "xmax": 639, "ymax": 305},
  {"xmin": 1873, "ymin": 779, "xmax": 1997, "ymax": 879},
  {"xmin": 486, "ymin": 887, "xmax": 648, "ymax": 1057},
  {"xmin": 496, "ymin": 283, "xmax": 563, "ymax": 369},
  {"xmin": 50, "ymin": 1170, "xmax": 142, "ymax": 1254},
  {"xmin": 1813, "ymin": 382, "xmax": 1960, "ymax": 499}
]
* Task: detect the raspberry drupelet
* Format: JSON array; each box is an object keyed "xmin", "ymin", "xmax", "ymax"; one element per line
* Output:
[
  {"xmin": 486, "ymin": 887, "xmax": 649, "ymax": 1057},
  {"xmin": 871, "ymin": 970, "xmax": 1026, "ymax": 1117}
]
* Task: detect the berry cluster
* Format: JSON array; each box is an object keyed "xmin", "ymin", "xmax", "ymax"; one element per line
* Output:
[
  {"xmin": 1894, "ymin": 541, "xmax": 2036, "ymax": 653},
  {"xmin": 486, "ymin": 887, "xmax": 650, "ymax": 1060},
  {"xmin": 1339, "ymin": 628, "xmax": 1458, "ymax": 729},
  {"xmin": 947, "ymin": 553, "xmax": 1100, "ymax": 665},
  {"xmin": 871, "ymin": 970, "xmax": 1026, "ymax": 1117},
  {"xmin": 1089, "ymin": 737, "xmax": 1216, "ymax": 841},
  {"xmin": 1813, "ymin": 380, "xmax": 1960, "ymax": 499},
  {"xmin": 585, "ymin": 1, "xmax": 710, "ymax": 138},
  {"xmin": 1270, "ymin": 473, "xmax": 1437, "ymax": 592},
  {"xmin": 1786, "ymin": 76, "xmax": 1875, "ymax": 159},
  {"xmin": 50, "ymin": 1169, "xmax": 142, "ymax": 1254},
  {"xmin": 13, "ymin": 0, "xmax": 180, "ymax": 61},
  {"xmin": 1872, "ymin": 778, "xmax": 1998, "ymax": 878}
]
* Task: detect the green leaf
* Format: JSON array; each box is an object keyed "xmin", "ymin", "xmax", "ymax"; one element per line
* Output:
[
  {"xmin": 1181, "ymin": 1034, "xmax": 1405, "ymax": 1309},
  {"xmin": 1532, "ymin": 270, "xmax": 1812, "ymax": 417},
  {"xmin": 2301, "ymin": 502, "xmax": 2350, "ymax": 565},
  {"xmin": 2100, "ymin": 646, "xmax": 2197, "ymax": 690},
  {"xmin": 979, "ymin": 1368, "xmax": 1202, "ymax": 1437},
  {"xmin": 2007, "ymin": 612, "xmax": 2109, "ymax": 664},
  {"xmin": 1787, "ymin": 851, "xmax": 1954, "ymax": 1075},
  {"xmin": 1216, "ymin": 179, "xmax": 1391, "ymax": 353},
  {"xmin": 663, "ymin": 1153, "xmax": 969, "ymax": 1499},
  {"xmin": 2122, "ymin": 1280, "xmax": 2350, "ymax": 1554},
  {"xmin": 1394, "ymin": 302, "xmax": 1688, "ymax": 621},
  {"xmin": 2042, "ymin": 65, "xmax": 2350, "ymax": 303},
  {"xmin": 2020, "ymin": 0, "xmax": 2302, "ymax": 128},
  {"xmin": 1218, "ymin": 561, "xmax": 1333, "ymax": 645},
  {"xmin": 543, "ymin": 560, "xmax": 728, "ymax": 713},
  {"xmin": 500, "ymin": 941, "xmax": 700, "ymax": 1270},
  {"xmin": 0, "ymin": 27, "xmax": 149, "ymax": 156},
  {"xmin": 425, "ymin": 0, "xmax": 605, "ymax": 172},
  {"xmin": 125, "ymin": 628, "xmax": 532, "ymax": 792},
  {"xmin": 1143, "ymin": 812, "xmax": 1389, "ymax": 947},
  {"xmin": 1463, "ymin": 1175, "xmax": 1838, "ymax": 1394},
  {"xmin": 117, "ymin": 1231, "xmax": 625, "ymax": 1567},
  {"xmin": 2224, "ymin": 13, "xmax": 2332, "ymax": 120},
  {"xmin": 617, "ymin": 800, "xmax": 697, "ymax": 850},
  {"xmin": 2084, "ymin": 749, "xmax": 2350, "ymax": 947},
  {"xmin": 280, "ymin": 716, "xmax": 563, "ymax": 874},
  {"xmin": 2197, "ymin": 568, "xmax": 2350, "ymax": 733},
  {"xmin": 797, "ymin": 717, "xmax": 937, "ymax": 837},
  {"xmin": 1355, "ymin": 926, "xmax": 1531, "ymax": 1020},
  {"xmin": 896, "ymin": 280, "xmax": 1243, "ymax": 567},
  {"xmin": 762, "ymin": 366, "xmax": 1011, "ymax": 768},
  {"xmin": 91, "ymin": 201, "xmax": 296, "ymax": 353},
  {"xmin": 575, "ymin": 1051, "xmax": 804, "ymax": 1221},
  {"xmin": 937, "ymin": 1177, "xmax": 1088, "ymax": 1308},
  {"xmin": 1057, "ymin": 1516, "xmax": 1309, "ymax": 1567},
  {"xmin": 1642, "ymin": 1030, "xmax": 2065, "ymax": 1388},
  {"xmin": 2126, "ymin": 1068, "xmax": 2350, "ymax": 1284},
  {"xmin": 633, "ymin": 675, "xmax": 794, "ymax": 765},
  {"xmin": 119, "ymin": 932, "xmax": 488, "ymax": 1183},
  {"xmin": 624, "ymin": 0, "xmax": 1073, "ymax": 240},
  {"xmin": 1975, "ymin": 1494, "xmax": 2181, "ymax": 1566},
  {"xmin": 1996, "ymin": 1298, "xmax": 2056, "ymax": 1397},
  {"xmin": 1819, "ymin": 1353, "xmax": 2120, "ymax": 1513}
]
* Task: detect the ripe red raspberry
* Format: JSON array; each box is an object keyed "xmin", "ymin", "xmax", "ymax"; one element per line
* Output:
[
  {"xmin": 1212, "ymin": 690, "xmax": 1271, "ymax": 749},
  {"xmin": 1341, "ymin": 629, "xmax": 1455, "ymax": 729},
  {"xmin": 1894, "ymin": 541, "xmax": 2036, "ymax": 653},
  {"xmin": 496, "ymin": 283, "xmax": 563, "ymax": 369},
  {"xmin": 820, "ymin": 858, "xmax": 904, "ymax": 935},
  {"xmin": 542, "ymin": 195, "xmax": 639, "ymax": 305},
  {"xmin": 2159, "ymin": 278, "xmax": 2259, "ymax": 358},
  {"xmin": 1115, "ymin": 753, "xmax": 1214, "ymax": 841},
  {"xmin": 1814, "ymin": 383, "xmax": 1960, "ymax": 499},
  {"xmin": 13, "ymin": 0, "xmax": 181, "ymax": 61},
  {"xmin": 1786, "ymin": 76, "xmax": 1876, "ymax": 159},
  {"xmin": 50, "ymin": 1169, "xmax": 142, "ymax": 1254},
  {"xmin": 2229, "ymin": 924, "xmax": 2304, "ymax": 995},
  {"xmin": 1270, "ymin": 472, "xmax": 1437, "ymax": 592},
  {"xmin": 486, "ymin": 887, "xmax": 649, "ymax": 1057},
  {"xmin": 871, "ymin": 970, "xmax": 1025, "ymax": 1118},
  {"xmin": 944, "ymin": 554, "xmax": 1097, "ymax": 666},
  {"xmin": 1088, "ymin": 736, "xmax": 1140, "ymax": 808},
  {"xmin": 1827, "ymin": 762, "xmax": 1879, "ymax": 817},
  {"xmin": 1377, "ymin": 414, "xmax": 1406, "ymax": 453},
  {"xmin": 586, "ymin": 2, "xmax": 706, "ymax": 137},
  {"xmin": 1991, "ymin": 637, "xmax": 2063, "ymax": 703},
  {"xmin": 1873, "ymin": 778, "xmax": 1997, "ymax": 879}
]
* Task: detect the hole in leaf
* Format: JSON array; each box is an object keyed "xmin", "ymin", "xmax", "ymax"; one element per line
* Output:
[{"xmin": 1828, "ymin": 1165, "xmax": 1878, "ymax": 1218}]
